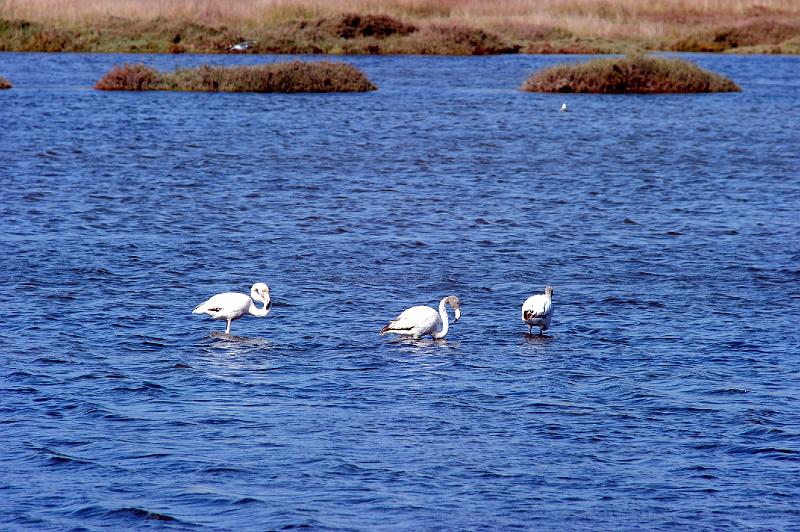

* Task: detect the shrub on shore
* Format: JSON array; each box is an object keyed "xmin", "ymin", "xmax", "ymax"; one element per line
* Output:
[
  {"xmin": 674, "ymin": 20, "xmax": 800, "ymax": 52},
  {"xmin": 521, "ymin": 55, "xmax": 741, "ymax": 94},
  {"xmin": 94, "ymin": 61, "xmax": 377, "ymax": 92},
  {"xmin": 392, "ymin": 24, "xmax": 518, "ymax": 55},
  {"xmin": 310, "ymin": 13, "xmax": 417, "ymax": 39},
  {"xmin": 0, "ymin": 75, "xmax": 11, "ymax": 89}
]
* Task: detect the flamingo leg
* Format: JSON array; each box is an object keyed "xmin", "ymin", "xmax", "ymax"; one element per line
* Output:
[{"xmin": 225, "ymin": 319, "xmax": 232, "ymax": 334}]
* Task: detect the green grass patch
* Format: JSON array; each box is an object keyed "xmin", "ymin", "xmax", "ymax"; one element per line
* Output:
[
  {"xmin": 521, "ymin": 54, "xmax": 740, "ymax": 94},
  {"xmin": 94, "ymin": 61, "xmax": 377, "ymax": 92}
]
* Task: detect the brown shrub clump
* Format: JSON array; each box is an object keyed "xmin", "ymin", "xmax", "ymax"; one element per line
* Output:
[
  {"xmin": 95, "ymin": 61, "xmax": 377, "ymax": 92},
  {"xmin": 393, "ymin": 24, "xmax": 519, "ymax": 55},
  {"xmin": 328, "ymin": 13, "xmax": 416, "ymax": 39},
  {"xmin": 674, "ymin": 20, "xmax": 800, "ymax": 52},
  {"xmin": 94, "ymin": 63, "xmax": 161, "ymax": 90},
  {"xmin": 521, "ymin": 54, "xmax": 741, "ymax": 93}
]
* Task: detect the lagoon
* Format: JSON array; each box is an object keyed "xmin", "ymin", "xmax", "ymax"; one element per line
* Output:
[{"xmin": 1, "ymin": 52, "xmax": 799, "ymax": 529}]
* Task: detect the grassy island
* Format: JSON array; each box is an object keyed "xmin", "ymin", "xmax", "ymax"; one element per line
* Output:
[
  {"xmin": 521, "ymin": 55, "xmax": 741, "ymax": 94},
  {"xmin": 1, "ymin": 0, "xmax": 799, "ymax": 55},
  {"xmin": 0, "ymin": 76, "xmax": 11, "ymax": 89},
  {"xmin": 95, "ymin": 61, "xmax": 377, "ymax": 92}
]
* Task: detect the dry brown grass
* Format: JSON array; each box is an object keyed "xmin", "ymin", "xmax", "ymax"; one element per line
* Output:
[
  {"xmin": 4, "ymin": 0, "xmax": 800, "ymax": 33},
  {"xmin": 94, "ymin": 61, "xmax": 377, "ymax": 92},
  {"xmin": 521, "ymin": 54, "xmax": 741, "ymax": 93},
  {"xmin": 2, "ymin": 0, "xmax": 800, "ymax": 53},
  {"xmin": 0, "ymin": 75, "xmax": 11, "ymax": 89}
]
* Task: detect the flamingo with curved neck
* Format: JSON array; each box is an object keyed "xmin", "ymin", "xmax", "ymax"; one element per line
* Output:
[
  {"xmin": 193, "ymin": 283, "xmax": 272, "ymax": 334},
  {"xmin": 381, "ymin": 295, "xmax": 462, "ymax": 339}
]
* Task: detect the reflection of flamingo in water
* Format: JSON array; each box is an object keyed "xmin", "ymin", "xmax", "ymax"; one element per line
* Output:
[
  {"xmin": 522, "ymin": 286, "xmax": 554, "ymax": 335},
  {"xmin": 381, "ymin": 296, "xmax": 461, "ymax": 339},
  {"xmin": 193, "ymin": 283, "xmax": 271, "ymax": 334}
]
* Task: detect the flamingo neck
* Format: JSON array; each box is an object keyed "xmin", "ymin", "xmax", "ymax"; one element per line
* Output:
[
  {"xmin": 248, "ymin": 297, "xmax": 271, "ymax": 317},
  {"xmin": 432, "ymin": 298, "xmax": 449, "ymax": 339}
]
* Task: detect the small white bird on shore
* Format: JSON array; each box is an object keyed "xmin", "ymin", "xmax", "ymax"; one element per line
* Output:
[
  {"xmin": 228, "ymin": 41, "xmax": 255, "ymax": 52},
  {"xmin": 522, "ymin": 286, "xmax": 554, "ymax": 335},
  {"xmin": 560, "ymin": 102, "xmax": 568, "ymax": 112},
  {"xmin": 381, "ymin": 296, "xmax": 461, "ymax": 339},
  {"xmin": 193, "ymin": 283, "xmax": 271, "ymax": 334}
]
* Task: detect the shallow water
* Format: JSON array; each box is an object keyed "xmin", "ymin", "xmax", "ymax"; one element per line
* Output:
[{"xmin": 1, "ymin": 52, "xmax": 799, "ymax": 530}]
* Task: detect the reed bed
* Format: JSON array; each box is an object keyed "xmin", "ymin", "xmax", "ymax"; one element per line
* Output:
[
  {"xmin": 94, "ymin": 61, "xmax": 377, "ymax": 92},
  {"xmin": 521, "ymin": 54, "xmax": 741, "ymax": 93},
  {"xmin": 0, "ymin": 76, "xmax": 11, "ymax": 89},
  {"xmin": 2, "ymin": 0, "xmax": 800, "ymax": 54}
]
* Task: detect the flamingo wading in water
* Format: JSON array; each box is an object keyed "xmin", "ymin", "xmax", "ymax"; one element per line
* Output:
[
  {"xmin": 381, "ymin": 296, "xmax": 461, "ymax": 339},
  {"xmin": 522, "ymin": 286, "xmax": 553, "ymax": 335},
  {"xmin": 193, "ymin": 283, "xmax": 271, "ymax": 334}
]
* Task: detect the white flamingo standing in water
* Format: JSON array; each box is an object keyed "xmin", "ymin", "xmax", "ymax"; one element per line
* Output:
[
  {"xmin": 522, "ymin": 286, "xmax": 554, "ymax": 335},
  {"xmin": 381, "ymin": 296, "xmax": 461, "ymax": 339},
  {"xmin": 193, "ymin": 283, "xmax": 271, "ymax": 334}
]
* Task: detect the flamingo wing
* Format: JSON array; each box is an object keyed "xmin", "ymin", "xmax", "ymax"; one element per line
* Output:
[
  {"xmin": 382, "ymin": 305, "xmax": 438, "ymax": 335},
  {"xmin": 522, "ymin": 294, "xmax": 551, "ymax": 321},
  {"xmin": 193, "ymin": 292, "xmax": 251, "ymax": 320}
]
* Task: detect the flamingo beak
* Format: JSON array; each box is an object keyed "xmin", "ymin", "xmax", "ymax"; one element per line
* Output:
[{"xmin": 454, "ymin": 308, "xmax": 461, "ymax": 322}]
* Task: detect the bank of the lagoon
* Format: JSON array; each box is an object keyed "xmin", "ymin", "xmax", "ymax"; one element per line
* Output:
[{"xmin": 2, "ymin": 0, "xmax": 800, "ymax": 55}]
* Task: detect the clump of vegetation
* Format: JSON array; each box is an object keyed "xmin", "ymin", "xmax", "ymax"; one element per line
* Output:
[
  {"xmin": 94, "ymin": 61, "xmax": 377, "ymax": 92},
  {"xmin": 93, "ymin": 63, "xmax": 160, "ymax": 90},
  {"xmin": 390, "ymin": 24, "xmax": 518, "ymax": 55},
  {"xmin": 0, "ymin": 75, "xmax": 11, "ymax": 89},
  {"xmin": 315, "ymin": 13, "xmax": 416, "ymax": 39},
  {"xmin": 521, "ymin": 54, "xmax": 741, "ymax": 94},
  {"xmin": 674, "ymin": 20, "xmax": 800, "ymax": 52}
]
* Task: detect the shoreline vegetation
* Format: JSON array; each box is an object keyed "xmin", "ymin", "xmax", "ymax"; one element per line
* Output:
[
  {"xmin": 522, "ymin": 55, "xmax": 741, "ymax": 93},
  {"xmin": 94, "ymin": 61, "xmax": 377, "ymax": 92},
  {"xmin": 1, "ymin": 0, "xmax": 800, "ymax": 55}
]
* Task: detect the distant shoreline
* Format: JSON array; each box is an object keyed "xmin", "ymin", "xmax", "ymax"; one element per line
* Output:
[{"xmin": 1, "ymin": 0, "xmax": 799, "ymax": 55}]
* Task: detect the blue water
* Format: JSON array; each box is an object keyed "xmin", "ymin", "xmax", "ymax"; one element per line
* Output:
[{"xmin": 1, "ymin": 52, "xmax": 799, "ymax": 530}]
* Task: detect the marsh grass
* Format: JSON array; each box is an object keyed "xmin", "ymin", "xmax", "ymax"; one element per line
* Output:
[
  {"xmin": 673, "ymin": 20, "xmax": 800, "ymax": 52},
  {"xmin": 2, "ymin": 0, "xmax": 800, "ymax": 54},
  {"xmin": 521, "ymin": 55, "xmax": 741, "ymax": 94},
  {"xmin": 0, "ymin": 76, "xmax": 11, "ymax": 89},
  {"xmin": 94, "ymin": 61, "xmax": 377, "ymax": 92}
]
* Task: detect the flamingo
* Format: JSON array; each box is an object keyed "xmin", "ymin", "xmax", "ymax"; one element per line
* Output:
[
  {"xmin": 192, "ymin": 283, "xmax": 271, "ymax": 334},
  {"xmin": 522, "ymin": 286, "xmax": 554, "ymax": 335},
  {"xmin": 381, "ymin": 296, "xmax": 461, "ymax": 339}
]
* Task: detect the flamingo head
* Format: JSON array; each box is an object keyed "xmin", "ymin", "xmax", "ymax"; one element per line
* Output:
[
  {"xmin": 445, "ymin": 295, "xmax": 462, "ymax": 322},
  {"xmin": 251, "ymin": 283, "xmax": 270, "ymax": 303}
]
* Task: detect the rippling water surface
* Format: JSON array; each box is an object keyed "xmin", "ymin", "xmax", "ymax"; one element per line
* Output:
[{"xmin": 1, "ymin": 52, "xmax": 799, "ymax": 530}]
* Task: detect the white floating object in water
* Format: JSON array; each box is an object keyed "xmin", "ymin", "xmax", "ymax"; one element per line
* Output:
[{"xmin": 560, "ymin": 103, "xmax": 568, "ymax": 112}]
